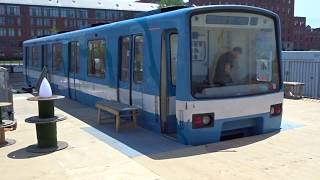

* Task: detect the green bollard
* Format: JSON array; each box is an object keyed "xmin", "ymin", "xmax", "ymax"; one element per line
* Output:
[
  {"xmin": 38, "ymin": 100, "xmax": 54, "ymax": 118},
  {"xmin": 36, "ymin": 122, "xmax": 57, "ymax": 148},
  {"xmin": 36, "ymin": 100, "xmax": 57, "ymax": 148}
]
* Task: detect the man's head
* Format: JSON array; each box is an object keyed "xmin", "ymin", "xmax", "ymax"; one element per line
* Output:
[{"xmin": 232, "ymin": 46, "xmax": 242, "ymax": 59}]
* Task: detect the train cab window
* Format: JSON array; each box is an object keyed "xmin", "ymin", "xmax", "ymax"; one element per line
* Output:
[
  {"xmin": 133, "ymin": 36, "xmax": 144, "ymax": 83},
  {"xmin": 120, "ymin": 37, "xmax": 130, "ymax": 81},
  {"xmin": 88, "ymin": 40, "xmax": 106, "ymax": 78},
  {"xmin": 31, "ymin": 46, "xmax": 39, "ymax": 67},
  {"xmin": 191, "ymin": 12, "xmax": 280, "ymax": 98},
  {"xmin": 53, "ymin": 43, "xmax": 63, "ymax": 72},
  {"xmin": 69, "ymin": 41, "xmax": 80, "ymax": 74},
  {"xmin": 170, "ymin": 33, "xmax": 178, "ymax": 86}
]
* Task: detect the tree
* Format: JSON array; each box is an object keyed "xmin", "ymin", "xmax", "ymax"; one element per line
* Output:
[{"xmin": 159, "ymin": 0, "xmax": 185, "ymax": 8}]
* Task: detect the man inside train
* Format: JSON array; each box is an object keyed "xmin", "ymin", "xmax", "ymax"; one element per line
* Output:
[{"xmin": 213, "ymin": 46, "xmax": 242, "ymax": 86}]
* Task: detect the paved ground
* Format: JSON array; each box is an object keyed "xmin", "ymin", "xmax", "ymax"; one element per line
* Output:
[{"xmin": 0, "ymin": 93, "xmax": 319, "ymax": 180}]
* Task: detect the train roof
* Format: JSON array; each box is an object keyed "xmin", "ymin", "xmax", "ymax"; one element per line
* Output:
[
  {"xmin": 0, "ymin": 0, "xmax": 157, "ymax": 11},
  {"xmin": 23, "ymin": 5, "xmax": 279, "ymax": 45}
]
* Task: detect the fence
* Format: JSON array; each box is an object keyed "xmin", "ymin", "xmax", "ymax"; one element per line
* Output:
[{"xmin": 282, "ymin": 51, "xmax": 320, "ymax": 98}]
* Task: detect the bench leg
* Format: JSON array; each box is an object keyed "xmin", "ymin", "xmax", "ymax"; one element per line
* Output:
[
  {"xmin": 97, "ymin": 108, "xmax": 101, "ymax": 124},
  {"xmin": 116, "ymin": 113, "xmax": 120, "ymax": 132}
]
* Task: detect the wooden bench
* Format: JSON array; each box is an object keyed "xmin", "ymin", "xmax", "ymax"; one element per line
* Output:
[
  {"xmin": 96, "ymin": 100, "xmax": 140, "ymax": 132},
  {"xmin": 283, "ymin": 81, "xmax": 305, "ymax": 99}
]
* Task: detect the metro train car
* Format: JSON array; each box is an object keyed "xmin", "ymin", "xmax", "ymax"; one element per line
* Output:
[{"xmin": 23, "ymin": 5, "xmax": 283, "ymax": 145}]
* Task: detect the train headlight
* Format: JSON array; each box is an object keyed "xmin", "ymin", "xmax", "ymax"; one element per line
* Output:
[
  {"xmin": 270, "ymin": 104, "xmax": 282, "ymax": 117},
  {"xmin": 192, "ymin": 113, "xmax": 214, "ymax": 129},
  {"xmin": 202, "ymin": 115, "xmax": 211, "ymax": 125}
]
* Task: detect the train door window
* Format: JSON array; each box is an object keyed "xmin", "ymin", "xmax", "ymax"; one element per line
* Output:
[
  {"xmin": 120, "ymin": 37, "xmax": 130, "ymax": 81},
  {"xmin": 42, "ymin": 44, "xmax": 48, "ymax": 68},
  {"xmin": 69, "ymin": 41, "xmax": 80, "ymax": 73},
  {"xmin": 88, "ymin": 39, "xmax": 106, "ymax": 78},
  {"xmin": 170, "ymin": 33, "xmax": 178, "ymax": 86},
  {"xmin": 133, "ymin": 35, "xmax": 144, "ymax": 83},
  {"xmin": 31, "ymin": 46, "xmax": 39, "ymax": 67},
  {"xmin": 52, "ymin": 43, "xmax": 63, "ymax": 72}
]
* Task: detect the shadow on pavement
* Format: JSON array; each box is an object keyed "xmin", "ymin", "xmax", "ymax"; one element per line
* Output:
[
  {"xmin": 7, "ymin": 147, "xmax": 52, "ymax": 159},
  {"xmin": 54, "ymin": 98, "xmax": 280, "ymax": 160}
]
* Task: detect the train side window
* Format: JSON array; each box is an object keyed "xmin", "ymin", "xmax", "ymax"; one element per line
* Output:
[
  {"xmin": 69, "ymin": 41, "xmax": 80, "ymax": 74},
  {"xmin": 88, "ymin": 39, "xmax": 106, "ymax": 78},
  {"xmin": 120, "ymin": 36, "xmax": 130, "ymax": 81},
  {"xmin": 170, "ymin": 33, "xmax": 178, "ymax": 86},
  {"xmin": 31, "ymin": 46, "xmax": 39, "ymax": 67},
  {"xmin": 42, "ymin": 44, "xmax": 49, "ymax": 68},
  {"xmin": 52, "ymin": 43, "xmax": 63, "ymax": 72},
  {"xmin": 133, "ymin": 35, "xmax": 144, "ymax": 83}
]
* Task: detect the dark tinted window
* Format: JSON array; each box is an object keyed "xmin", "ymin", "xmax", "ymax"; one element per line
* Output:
[
  {"xmin": 133, "ymin": 36, "xmax": 144, "ymax": 83},
  {"xmin": 69, "ymin": 41, "xmax": 80, "ymax": 73},
  {"xmin": 53, "ymin": 43, "xmax": 63, "ymax": 71},
  {"xmin": 88, "ymin": 40, "xmax": 106, "ymax": 78},
  {"xmin": 120, "ymin": 37, "xmax": 130, "ymax": 81}
]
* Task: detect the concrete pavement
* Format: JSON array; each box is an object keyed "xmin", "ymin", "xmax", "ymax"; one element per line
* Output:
[{"xmin": 0, "ymin": 93, "xmax": 319, "ymax": 180}]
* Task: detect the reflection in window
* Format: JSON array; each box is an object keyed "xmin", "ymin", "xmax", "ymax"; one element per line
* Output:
[
  {"xmin": 191, "ymin": 13, "xmax": 280, "ymax": 98},
  {"xmin": 31, "ymin": 46, "xmax": 39, "ymax": 67},
  {"xmin": 170, "ymin": 34, "xmax": 178, "ymax": 85},
  {"xmin": 120, "ymin": 37, "xmax": 130, "ymax": 81},
  {"xmin": 53, "ymin": 43, "xmax": 63, "ymax": 72},
  {"xmin": 133, "ymin": 36, "xmax": 144, "ymax": 83},
  {"xmin": 69, "ymin": 41, "xmax": 80, "ymax": 73},
  {"xmin": 88, "ymin": 40, "xmax": 105, "ymax": 78}
]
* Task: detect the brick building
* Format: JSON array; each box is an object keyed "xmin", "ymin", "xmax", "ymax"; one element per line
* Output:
[{"xmin": 0, "ymin": 0, "xmax": 157, "ymax": 60}]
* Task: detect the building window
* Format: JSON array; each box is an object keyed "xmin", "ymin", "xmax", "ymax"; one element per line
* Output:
[
  {"xmin": 31, "ymin": 46, "xmax": 39, "ymax": 67},
  {"xmin": 0, "ymin": 28, "xmax": 6, "ymax": 36},
  {"xmin": 7, "ymin": 6, "xmax": 20, "ymax": 16},
  {"xmin": 43, "ymin": 19, "xmax": 50, "ymax": 26},
  {"xmin": 37, "ymin": 29, "xmax": 42, "ymax": 36},
  {"xmin": 17, "ymin": 18, "xmax": 21, "ymax": 26},
  {"xmin": 0, "ymin": 5, "xmax": 5, "ymax": 15},
  {"xmin": 29, "ymin": 7, "xmax": 42, "ymax": 17},
  {"xmin": 133, "ymin": 36, "xmax": 144, "ymax": 83},
  {"xmin": 77, "ymin": 9, "xmax": 88, "ymax": 19},
  {"xmin": 69, "ymin": 41, "xmax": 80, "ymax": 73},
  {"xmin": 0, "ymin": 17, "xmax": 4, "ymax": 25},
  {"xmin": 53, "ymin": 43, "xmax": 63, "ymax": 72},
  {"xmin": 120, "ymin": 37, "xmax": 130, "ymax": 81},
  {"xmin": 36, "ymin": 18, "xmax": 43, "ymax": 26},
  {"xmin": 7, "ymin": 17, "xmax": 15, "ymax": 25},
  {"xmin": 88, "ymin": 40, "xmax": 106, "ymax": 78},
  {"xmin": 96, "ymin": 10, "xmax": 106, "ymax": 19},
  {"xmin": 17, "ymin": 29, "xmax": 21, "ymax": 36},
  {"xmin": 61, "ymin": 8, "xmax": 75, "ymax": 18},
  {"xmin": 8, "ymin": 28, "xmax": 15, "ymax": 37}
]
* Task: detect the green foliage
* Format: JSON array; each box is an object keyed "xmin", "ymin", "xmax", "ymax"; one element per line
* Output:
[{"xmin": 159, "ymin": 0, "xmax": 185, "ymax": 8}]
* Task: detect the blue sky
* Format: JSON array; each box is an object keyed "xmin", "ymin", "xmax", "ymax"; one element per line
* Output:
[{"xmin": 295, "ymin": 0, "xmax": 320, "ymax": 28}]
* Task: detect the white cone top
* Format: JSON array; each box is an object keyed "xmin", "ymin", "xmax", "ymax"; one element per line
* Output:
[{"xmin": 39, "ymin": 78, "xmax": 52, "ymax": 98}]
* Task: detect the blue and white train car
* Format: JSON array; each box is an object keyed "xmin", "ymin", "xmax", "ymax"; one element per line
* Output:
[{"xmin": 23, "ymin": 5, "xmax": 283, "ymax": 145}]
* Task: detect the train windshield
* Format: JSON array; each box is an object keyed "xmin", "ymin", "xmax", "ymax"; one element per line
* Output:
[{"xmin": 191, "ymin": 12, "xmax": 280, "ymax": 98}]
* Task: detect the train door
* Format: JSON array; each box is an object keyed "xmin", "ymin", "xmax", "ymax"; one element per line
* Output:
[
  {"xmin": 118, "ymin": 36, "xmax": 132, "ymax": 104},
  {"xmin": 160, "ymin": 31, "xmax": 178, "ymax": 135},
  {"xmin": 118, "ymin": 35, "xmax": 144, "ymax": 107},
  {"xmin": 68, "ymin": 41, "xmax": 80, "ymax": 100}
]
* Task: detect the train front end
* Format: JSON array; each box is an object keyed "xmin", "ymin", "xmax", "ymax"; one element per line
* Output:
[{"xmin": 176, "ymin": 6, "xmax": 283, "ymax": 145}]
